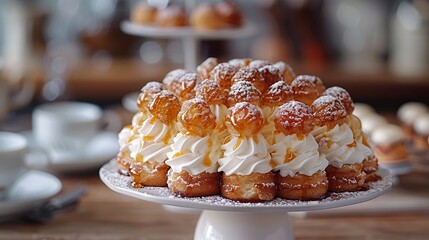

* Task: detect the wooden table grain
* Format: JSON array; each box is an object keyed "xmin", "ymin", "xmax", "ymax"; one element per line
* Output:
[{"xmin": 0, "ymin": 171, "xmax": 428, "ymax": 240}]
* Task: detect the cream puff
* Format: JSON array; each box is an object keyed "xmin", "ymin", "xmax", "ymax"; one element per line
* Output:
[{"xmin": 372, "ymin": 124, "xmax": 409, "ymax": 164}]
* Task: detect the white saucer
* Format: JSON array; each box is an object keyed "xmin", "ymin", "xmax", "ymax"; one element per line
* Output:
[
  {"xmin": 380, "ymin": 161, "xmax": 412, "ymax": 176},
  {"xmin": 0, "ymin": 170, "xmax": 61, "ymax": 221},
  {"xmin": 25, "ymin": 131, "xmax": 119, "ymax": 173},
  {"xmin": 122, "ymin": 92, "xmax": 139, "ymax": 113}
]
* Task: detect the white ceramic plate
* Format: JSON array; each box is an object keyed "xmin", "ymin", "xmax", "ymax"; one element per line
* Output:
[
  {"xmin": 0, "ymin": 170, "xmax": 61, "ymax": 221},
  {"xmin": 122, "ymin": 92, "xmax": 139, "ymax": 113},
  {"xmin": 25, "ymin": 131, "xmax": 119, "ymax": 173},
  {"xmin": 100, "ymin": 159, "xmax": 392, "ymax": 212},
  {"xmin": 121, "ymin": 20, "xmax": 257, "ymax": 40}
]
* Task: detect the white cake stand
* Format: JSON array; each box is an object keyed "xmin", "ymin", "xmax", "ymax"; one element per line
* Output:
[
  {"xmin": 121, "ymin": 20, "xmax": 257, "ymax": 71},
  {"xmin": 100, "ymin": 160, "xmax": 392, "ymax": 240}
]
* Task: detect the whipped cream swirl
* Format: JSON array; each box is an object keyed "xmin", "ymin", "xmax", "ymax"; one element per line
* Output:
[
  {"xmin": 166, "ymin": 133, "xmax": 220, "ymax": 174},
  {"xmin": 312, "ymin": 124, "xmax": 365, "ymax": 168},
  {"xmin": 218, "ymin": 134, "xmax": 272, "ymax": 175},
  {"xmin": 129, "ymin": 118, "xmax": 176, "ymax": 163},
  {"xmin": 270, "ymin": 133, "xmax": 328, "ymax": 177}
]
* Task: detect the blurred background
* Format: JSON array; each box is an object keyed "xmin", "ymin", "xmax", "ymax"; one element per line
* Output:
[{"xmin": 0, "ymin": 0, "xmax": 428, "ymax": 120}]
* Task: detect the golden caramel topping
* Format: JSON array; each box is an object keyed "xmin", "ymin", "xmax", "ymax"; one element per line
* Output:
[
  {"xmin": 226, "ymin": 102, "xmax": 264, "ymax": 137},
  {"xmin": 274, "ymin": 100, "xmax": 315, "ymax": 136},
  {"xmin": 227, "ymin": 81, "xmax": 261, "ymax": 107},
  {"xmin": 347, "ymin": 140, "xmax": 357, "ymax": 148},
  {"xmin": 311, "ymin": 95, "xmax": 347, "ymax": 128},
  {"xmin": 322, "ymin": 86, "xmax": 354, "ymax": 115},
  {"xmin": 143, "ymin": 135, "xmax": 154, "ymax": 141},
  {"xmin": 274, "ymin": 61, "xmax": 296, "ymax": 84},
  {"xmin": 231, "ymin": 67, "xmax": 266, "ymax": 93},
  {"xmin": 137, "ymin": 81, "xmax": 165, "ymax": 110},
  {"xmin": 162, "ymin": 69, "xmax": 187, "ymax": 93},
  {"xmin": 228, "ymin": 58, "xmax": 252, "ymax": 69},
  {"xmin": 210, "ymin": 63, "xmax": 238, "ymax": 90},
  {"xmin": 195, "ymin": 79, "xmax": 228, "ymax": 105},
  {"xmin": 262, "ymin": 80, "xmax": 293, "ymax": 107},
  {"xmin": 177, "ymin": 73, "xmax": 202, "ymax": 101},
  {"xmin": 284, "ymin": 148, "xmax": 298, "ymax": 163},
  {"xmin": 197, "ymin": 57, "xmax": 219, "ymax": 80},
  {"xmin": 249, "ymin": 60, "xmax": 270, "ymax": 69},
  {"xmin": 177, "ymin": 98, "xmax": 216, "ymax": 137},
  {"xmin": 233, "ymin": 137, "xmax": 243, "ymax": 150},
  {"xmin": 203, "ymin": 154, "xmax": 212, "ymax": 167},
  {"xmin": 269, "ymin": 159, "xmax": 277, "ymax": 168},
  {"xmin": 291, "ymin": 75, "xmax": 325, "ymax": 105},
  {"xmin": 173, "ymin": 151, "xmax": 185, "ymax": 158},
  {"xmin": 148, "ymin": 90, "xmax": 181, "ymax": 125}
]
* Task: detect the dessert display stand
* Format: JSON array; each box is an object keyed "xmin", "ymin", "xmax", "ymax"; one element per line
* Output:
[
  {"xmin": 121, "ymin": 1, "xmax": 257, "ymax": 71},
  {"xmin": 100, "ymin": 160, "xmax": 392, "ymax": 240}
]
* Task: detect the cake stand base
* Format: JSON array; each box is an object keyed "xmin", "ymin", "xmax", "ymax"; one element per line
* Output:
[{"xmin": 195, "ymin": 210, "xmax": 294, "ymax": 240}]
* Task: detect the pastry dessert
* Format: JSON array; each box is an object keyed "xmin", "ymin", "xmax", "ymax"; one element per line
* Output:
[
  {"xmin": 260, "ymin": 80, "xmax": 293, "ymax": 144},
  {"xmin": 311, "ymin": 96, "xmax": 366, "ymax": 192},
  {"xmin": 215, "ymin": 1, "xmax": 243, "ymax": 27},
  {"xmin": 361, "ymin": 114, "xmax": 388, "ymax": 137},
  {"xmin": 130, "ymin": 3, "xmax": 157, "ymax": 25},
  {"xmin": 117, "ymin": 57, "xmax": 382, "ymax": 202},
  {"xmin": 372, "ymin": 124, "xmax": 409, "ymax": 164},
  {"xmin": 128, "ymin": 90, "xmax": 181, "ymax": 187},
  {"xmin": 166, "ymin": 98, "xmax": 220, "ymax": 197},
  {"xmin": 210, "ymin": 62, "xmax": 238, "ymax": 90},
  {"xmin": 270, "ymin": 101, "xmax": 329, "ymax": 200},
  {"xmin": 413, "ymin": 113, "xmax": 429, "ymax": 152},
  {"xmin": 397, "ymin": 102, "xmax": 429, "ymax": 139},
  {"xmin": 195, "ymin": 79, "xmax": 229, "ymax": 141},
  {"xmin": 291, "ymin": 75, "xmax": 325, "ymax": 105},
  {"xmin": 218, "ymin": 102, "xmax": 275, "ymax": 202},
  {"xmin": 353, "ymin": 103, "xmax": 376, "ymax": 120},
  {"xmin": 155, "ymin": 5, "xmax": 187, "ymax": 27},
  {"xmin": 227, "ymin": 80, "xmax": 262, "ymax": 107},
  {"xmin": 274, "ymin": 61, "xmax": 296, "ymax": 85},
  {"xmin": 323, "ymin": 86, "xmax": 379, "ymax": 182},
  {"xmin": 117, "ymin": 82, "xmax": 165, "ymax": 175},
  {"xmin": 231, "ymin": 66, "xmax": 266, "ymax": 93},
  {"xmin": 190, "ymin": 3, "xmax": 225, "ymax": 29},
  {"xmin": 197, "ymin": 57, "xmax": 219, "ymax": 80}
]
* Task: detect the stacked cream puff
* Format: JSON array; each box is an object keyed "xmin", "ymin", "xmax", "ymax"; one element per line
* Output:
[{"xmin": 116, "ymin": 57, "xmax": 380, "ymax": 202}]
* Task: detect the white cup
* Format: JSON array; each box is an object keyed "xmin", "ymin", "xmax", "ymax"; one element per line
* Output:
[
  {"xmin": 32, "ymin": 101, "xmax": 103, "ymax": 162},
  {"xmin": 0, "ymin": 131, "xmax": 28, "ymax": 200}
]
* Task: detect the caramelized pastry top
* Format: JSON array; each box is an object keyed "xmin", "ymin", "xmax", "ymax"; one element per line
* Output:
[
  {"xmin": 195, "ymin": 79, "xmax": 228, "ymax": 105},
  {"xmin": 231, "ymin": 67, "xmax": 266, "ymax": 93},
  {"xmin": 261, "ymin": 80, "xmax": 293, "ymax": 107},
  {"xmin": 197, "ymin": 57, "xmax": 219, "ymax": 80},
  {"xmin": 137, "ymin": 81, "xmax": 165, "ymax": 110},
  {"xmin": 311, "ymin": 95, "xmax": 347, "ymax": 128},
  {"xmin": 291, "ymin": 75, "xmax": 325, "ymax": 105},
  {"xmin": 210, "ymin": 63, "xmax": 238, "ymax": 90},
  {"xmin": 227, "ymin": 80, "xmax": 261, "ymax": 107},
  {"xmin": 178, "ymin": 98, "xmax": 216, "ymax": 137},
  {"xmin": 149, "ymin": 90, "xmax": 181, "ymax": 124},
  {"xmin": 323, "ymin": 86, "xmax": 354, "ymax": 115},
  {"xmin": 275, "ymin": 101, "xmax": 315, "ymax": 136},
  {"xmin": 226, "ymin": 102, "xmax": 264, "ymax": 137}
]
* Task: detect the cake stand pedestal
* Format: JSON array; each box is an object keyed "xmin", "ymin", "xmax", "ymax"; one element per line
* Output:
[{"xmin": 100, "ymin": 160, "xmax": 392, "ymax": 240}]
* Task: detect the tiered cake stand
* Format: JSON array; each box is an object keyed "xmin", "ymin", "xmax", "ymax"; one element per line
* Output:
[
  {"xmin": 121, "ymin": 20, "xmax": 257, "ymax": 71},
  {"xmin": 100, "ymin": 160, "xmax": 392, "ymax": 240}
]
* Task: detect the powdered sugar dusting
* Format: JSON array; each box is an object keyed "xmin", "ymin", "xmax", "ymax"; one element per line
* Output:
[
  {"xmin": 100, "ymin": 159, "xmax": 392, "ymax": 212},
  {"xmin": 312, "ymin": 95, "xmax": 347, "ymax": 121},
  {"xmin": 276, "ymin": 101, "xmax": 312, "ymax": 129},
  {"xmin": 323, "ymin": 86, "xmax": 355, "ymax": 114},
  {"xmin": 141, "ymin": 81, "xmax": 165, "ymax": 93},
  {"xmin": 228, "ymin": 81, "xmax": 261, "ymax": 106},
  {"xmin": 292, "ymin": 75, "xmax": 323, "ymax": 88}
]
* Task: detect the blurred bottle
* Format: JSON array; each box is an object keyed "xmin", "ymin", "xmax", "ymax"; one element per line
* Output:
[{"xmin": 390, "ymin": 0, "xmax": 428, "ymax": 78}]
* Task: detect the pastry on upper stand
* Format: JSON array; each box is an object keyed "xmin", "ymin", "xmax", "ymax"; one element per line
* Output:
[
  {"xmin": 117, "ymin": 82, "xmax": 165, "ymax": 175},
  {"xmin": 130, "ymin": 3, "xmax": 157, "ymax": 25},
  {"xmin": 197, "ymin": 57, "xmax": 219, "ymax": 80},
  {"xmin": 372, "ymin": 124, "xmax": 410, "ymax": 164},
  {"xmin": 190, "ymin": 3, "xmax": 225, "ymax": 30},
  {"xmin": 166, "ymin": 98, "xmax": 221, "ymax": 197},
  {"xmin": 311, "ymin": 95, "xmax": 366, "ymax": 192},
  {"xmin": 210, "ymin": 62, "xmax": 239, "ymax": 90},
  {"xmin": 129, "ymin": 90, "xmax": 181, "ymax": 187},
  {"xmin": 215, "ymin": 1, "xmax": 243, "ymax": 27},
  {"xmin": 231, "ymin": 66, "xmax": 266, "ymax": 93},
  {"xmin": 155, "ymin": 5, "xmax": 187, "ymax": 27},
  {"xmin": 260, "ymin": 80, "xmax": 293, "ymax": 144},
  {"xmin": 218, "ymin": 102, "xmax": 276, "ymax": 202},
  {"xmin": 273, "ymin": 61, "xmax": 296, "ymax": 85},
  {"xmin": 195, "ymin": 79, "xmax": 229, "ymax": 141},
  {"xmin": 291, "ymin": 75, "xmax": 325, "ymax": 105},
  {"xmin": 323, "ymin": 86, "xmax": 379, "ymax": 182},
  {"xmin": 270, "ymin": 101, "xmax": 329, "ymax": 200}
]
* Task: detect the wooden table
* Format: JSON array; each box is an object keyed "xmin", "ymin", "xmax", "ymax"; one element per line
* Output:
[{"xmin": 0, "ymin": 170, "xmax": 428, "ymax": 240}]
